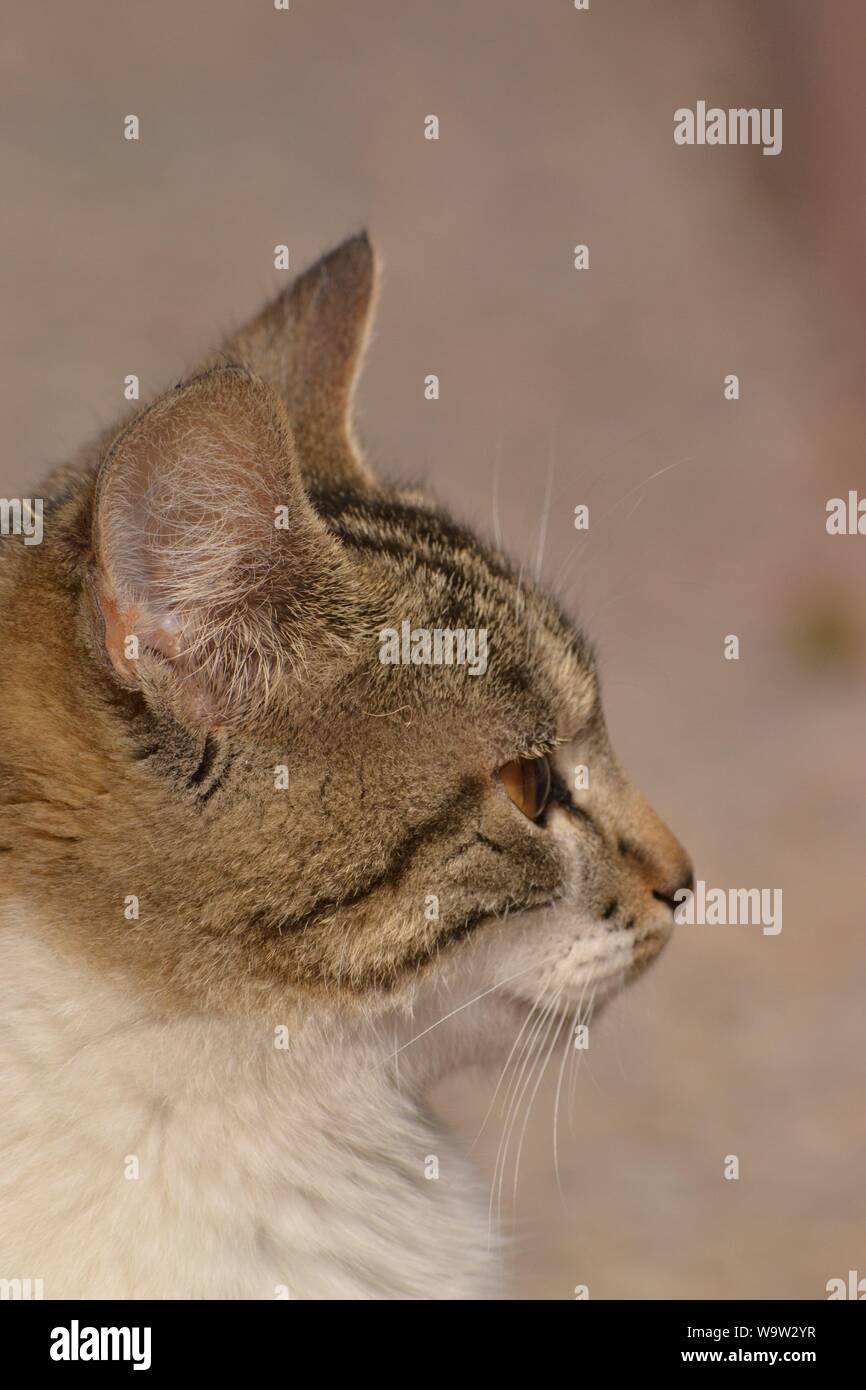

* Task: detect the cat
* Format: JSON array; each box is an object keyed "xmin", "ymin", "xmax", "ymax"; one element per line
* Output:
[{"xmin": 0, "ymin": 233, "xmax": 692, "ymax": 1300}]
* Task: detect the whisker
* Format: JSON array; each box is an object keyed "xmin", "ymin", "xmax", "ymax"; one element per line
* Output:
[
  {"xmin": 381, "ymin": 949, "xmax": 562, "ymax": 1066},
  {"xmin": 552, "ymin": 994, "xmax": 583, "ymax": 1204},
  {"xmin": 533, "ymin": 426, "xmax": 557, "ymax": 583},
  {"xmin": 549, "ymin": 453, "xmax": 695, "ymax": 602},
  {"xmin": 489, "ymin": 997, "xmax": 552, "ymax": 1245},
  {"xmin": 568, "ymin": 979, "xmax": 597, "ymax": 1129},
  {"xmin": 471, "ymin": 995, "xmax": 543, "ymax": 1150},
  {"xmin": 495, "ymin": 991, "xmax": 562, "ymax": 1230},
  {"xmin": 512, "ymin": 995, "xmax": 567, "ymax": 1205},
  {"xmin": 499, "ymin": 998, "xmax": 549, "ymax": 1135}
]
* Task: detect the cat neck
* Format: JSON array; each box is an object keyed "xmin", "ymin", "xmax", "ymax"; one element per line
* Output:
[{"xmin": 0, "ymin": 906, "xmax": 503, "ymax": 1299}]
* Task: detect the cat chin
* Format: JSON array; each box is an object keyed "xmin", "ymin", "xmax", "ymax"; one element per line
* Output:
[
  {"xmin": 501, "ymin": 958, "xmax": 631, "ymax": 1021},
  {"xmin": 477, "ymin": 903, "xmax": 670, "ymax": 1012},
  {"xmin": 381, "ymin": 913, "xmax": 668, "ymax": 1075},
  {"xmin": 386, "ymin": 961, "xmax": 634, "ymax": 1088}
]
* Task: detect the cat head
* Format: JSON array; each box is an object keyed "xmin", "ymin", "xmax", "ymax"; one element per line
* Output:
[{"xmin": 0, "ymin": 233, "xmax": 691, "ymax": 1051}]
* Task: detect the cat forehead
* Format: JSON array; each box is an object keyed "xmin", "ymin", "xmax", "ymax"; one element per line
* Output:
[{"xmin": 309, "ymin": 484, "xmax": 599, "ymax": 740}]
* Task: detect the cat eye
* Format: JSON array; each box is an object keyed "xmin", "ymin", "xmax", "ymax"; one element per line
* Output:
[{"xmin": 499, "ymin": 756, "xmax": 552, "ymax": 821}]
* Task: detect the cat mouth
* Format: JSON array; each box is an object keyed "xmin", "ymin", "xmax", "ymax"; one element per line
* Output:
[
  {"xmin": 628, "ymin": 925, "xmax": 670, "ymax": 976},
  {"xmin": 400, "ymin": 894, "xmax": 561, "ymax": 972},
  {"xmin": 463, "ymin": 894, "xmax": 562, "ymax": 933},
  {"xmin": 493, "ymin": 915, "xmax": 670, "ymax": 1018}
]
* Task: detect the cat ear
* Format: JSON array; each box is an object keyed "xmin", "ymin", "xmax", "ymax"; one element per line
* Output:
[
  {"xmin": 208, "ymin": 232, "xmax": 379, "ymax": 488},
  {"xmin": 88, "ymin": 366, "xmax": 359, "ymax": 726}
]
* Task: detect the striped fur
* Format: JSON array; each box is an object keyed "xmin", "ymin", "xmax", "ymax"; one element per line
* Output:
[{"xmin": 0, "ymin": 235, "xmax": 691, "ymax": 1298}]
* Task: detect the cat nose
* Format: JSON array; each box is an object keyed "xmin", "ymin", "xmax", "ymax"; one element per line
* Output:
[
  {"xmin": 652, "ymin": 868, "xmax": 695, "ymax": 913},
  {"xmin": 619, "ymin": 788, "xmax": 692, "ymax": 909}
]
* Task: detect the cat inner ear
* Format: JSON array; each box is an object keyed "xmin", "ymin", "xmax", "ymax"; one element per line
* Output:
[
  {"xmin": 89, "ymin": 366, "xmax": 359, "ymax": 727},
  {"xmin": 209, "ymin": 231, "xmax": 379, "ymax": 489}
]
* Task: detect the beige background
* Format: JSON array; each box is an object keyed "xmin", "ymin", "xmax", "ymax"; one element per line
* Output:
[{"xmin": 2, "ymin": 1, "xmax": 863, "ymax": 1298}]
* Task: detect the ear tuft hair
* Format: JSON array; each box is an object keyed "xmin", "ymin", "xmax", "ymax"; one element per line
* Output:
[{"xmin": 89, "ymin": 367, "xmax": 360, "ymax": 726}]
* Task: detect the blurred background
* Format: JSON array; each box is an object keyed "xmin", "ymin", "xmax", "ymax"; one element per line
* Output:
[{"xmin": 2, "ymin": 1, "xmax": 863, "ymax": 1298}]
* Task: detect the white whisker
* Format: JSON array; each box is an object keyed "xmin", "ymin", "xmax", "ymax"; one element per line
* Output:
[
  {"xmin": 512, "ymin": 996, "xmax": 567, "ymax": 1205},
  {"xmin": 533, "ymin": 427, "xmax": 557, "ymax": 583},
  {"xmin": 471, "ymin": 994, "xmax": 543, "ymax": 1150},
  {"xmin": 380, "ymin": 949, "xmax": 561, "ymax": 1066},
  {"xmin": 489, "ymin": 996, "xmax": 553, "ymax": 1245}
]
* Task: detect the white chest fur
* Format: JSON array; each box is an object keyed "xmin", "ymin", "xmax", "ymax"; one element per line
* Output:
[{"xmin": 0, "ymin": 912, "xmax": 501, "ymax": 1300}]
